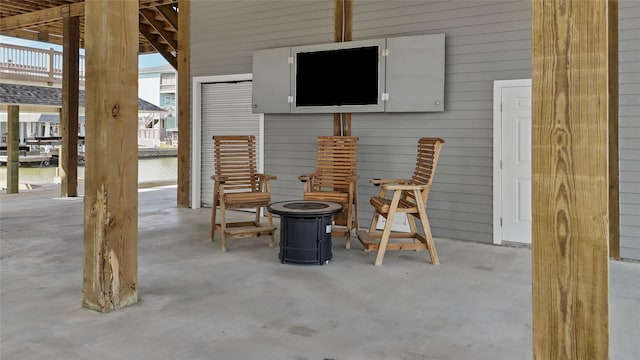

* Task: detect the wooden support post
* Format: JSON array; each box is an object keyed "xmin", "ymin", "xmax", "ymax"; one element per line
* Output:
[
  {"xmin": 177, "ymin": 0, "xmax": 191, "ymax": 208},
  {"xmin": 82, "ymin": 0, "xmax": 138, "ymax": 312},
  {"xmin": 6, "ymin": 105, "xmax": 19, "ymax": 194},
  {"xmin": 60, "ymin": 14, "xmax": 79, "ymax": 197},
  {"xmin": 333, "ymin": 0, "xmax": 352, "ymax": 136},
  {"xmin": 532, "ymin": 0, "xmax": 613, "ymax": 358},
  {"xmin": 608, "ymin": 0, "xmax": 620, "ymax": 260}
]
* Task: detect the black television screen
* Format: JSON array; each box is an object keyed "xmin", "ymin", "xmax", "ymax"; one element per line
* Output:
[{"xmin": 295, "ymin": 46, "xmax": 379, "ymax": 107}]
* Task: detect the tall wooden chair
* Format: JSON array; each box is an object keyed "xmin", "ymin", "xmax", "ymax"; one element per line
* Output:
[
  {"xmin": 299, "ymin": 136, "xmax": 359, "ymax": 249},
  {"xmin": 356, "ymin": 138, "xmax": 444, "ymax": 265},
  {"xmin": 210, "ymin": 135, "xmax": 276, "ymax": 252}
]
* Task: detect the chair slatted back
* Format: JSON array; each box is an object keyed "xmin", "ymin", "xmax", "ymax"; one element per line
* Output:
[
  {"xmin": 314, "ymin": 136, "xmax": 358, "ymax": 190},
  {"xmin": 408, "ymin": 137, "xmax": 444, "ymax": 202},
  {"xmin": 213, "ymin": 135, "xmax": 259, "ymax": 192}
]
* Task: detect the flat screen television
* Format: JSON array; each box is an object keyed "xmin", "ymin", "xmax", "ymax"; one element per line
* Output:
[
  {"xmin": 291, "ymin": 39, "xmax": 386, "ymax": 113},
  {"xmin": 296, "ymin": 46, "xmax": 379, "ymax": 106}
]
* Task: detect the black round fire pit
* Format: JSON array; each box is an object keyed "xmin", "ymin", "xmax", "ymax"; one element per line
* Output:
[{"xmin": 267, "ymin": 200, "xmax": 343, "ymax": 265}]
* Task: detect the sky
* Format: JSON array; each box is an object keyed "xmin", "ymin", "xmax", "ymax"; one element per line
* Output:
[{"xmin": 0, "ymin": 35, "xmax": 168, "ymax": 69}]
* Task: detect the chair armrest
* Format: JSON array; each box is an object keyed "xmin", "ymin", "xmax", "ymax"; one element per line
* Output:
[
  {"xmin": 382, "ymin": 184, "xmax": 430, "ymax": 191},
  {"xmin": 257, "ymin": 173, "xmax": 277, "ymax": 181},
  {"xmin": 211, "ymin": 175, "xmax": 229, "ymax": 183},
  {"xmin": 298, "ymin": 173, "xmax": 316, "ymax": 182},
  {"xmin": 369, "ymin": 178, "xmax": 411, "ymax": 186},
  {"xmin": 346, "ymin": 174, "xmax": 360, "ymax": 183}
]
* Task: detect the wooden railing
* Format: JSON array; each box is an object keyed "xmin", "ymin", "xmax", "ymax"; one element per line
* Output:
[{"xmin": 0, "ymin": 43, "xmax": 85, "ymax": 84}]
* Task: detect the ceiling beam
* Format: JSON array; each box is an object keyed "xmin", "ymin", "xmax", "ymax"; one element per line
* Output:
[
  {"xmin": 0, "ymin": 3, "xmax": 84, "ymax": 31},
  {"xmin": 139, "ymin": 8, "xmax": 177, "ymax": 51},
  {"xmin": 139, "ymin": 22, "xmax": 177, "ymax": 69},
  {"xmin": 156, "ymin": 4, "xmax": 178, "ymax": 31},
  {"xmin": 140, "ymin": 0, "xmax": 178, "ymax": 10},
  {"xmin": 0, "ymin": 28, "xmax": 62, "ymax": 45},
  {"xmin": 139, "ymin": 42, "xmax": 157, "ymax": 54}
]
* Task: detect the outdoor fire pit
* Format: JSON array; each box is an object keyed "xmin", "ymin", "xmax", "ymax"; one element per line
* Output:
[{"xmin": 267, "ymin": 200, "xmax": 343, "ymax": 265}]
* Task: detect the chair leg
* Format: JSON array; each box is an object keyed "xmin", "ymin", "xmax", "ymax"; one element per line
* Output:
[
  {"xmin": 267, "ymin": 210, "xmax": 275, "ymax": 247},
  {"xmin": 374, "ymin": 190, "xmax": 402, "ymax": 266},
  {"xmin": 220, "ymin": 201, "xmax": 228, "ymax": 252},
  {"xmin": 415, "ymin": 190, "xmax": 439, "ymax": 265},
  {"xmin": 374, "ymin": 212, "xmax": 395, "ymax": 266},
  {"xmin": 210, "ymin": 206, "xmax": 217, "ymax": 242},
  {"xmin": 407, "ymin": 213, "xmax": 419, "ymax": 244},
  {"xmin": 346, "ymin": 191, "xmax": 359, "ymax": 250},
  {"xmin": 210, "ymin": 190, "xmax": 218, "ymax": 242},
  {"xmin": 344, "ymin": 200, "xmax": 352, "ymax": 250},
  {"xmin": 254, "ymin": 206, "xmax": 261, "ymax": 224},
  {"xmin": 369, "ymin": 210, "xmax": 380, "ymax": 233},
  {"xmin": 345, "ymin": 231, "xmax": 351, "ymax": 250},
  {"xmin": 353, "ymin": 191, "xmax": 360, "ymax": 231}
]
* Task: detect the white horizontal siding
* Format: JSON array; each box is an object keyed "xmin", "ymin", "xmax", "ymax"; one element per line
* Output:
[{"xmin": 191, "ymin": 0, "xmax": 334, "ymax": 77}]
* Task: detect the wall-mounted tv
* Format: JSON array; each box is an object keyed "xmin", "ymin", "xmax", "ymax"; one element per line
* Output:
[
  {"xmin": 291, "ymin": 38, "xmax": 386, "ymax": 113},
  {"xmin": 252, "ymin": 34, "xmax": 445, "ymax": 114},
  {"xmin": 296, "ymin": 46, "xmax": 379, "ymax": 107}
]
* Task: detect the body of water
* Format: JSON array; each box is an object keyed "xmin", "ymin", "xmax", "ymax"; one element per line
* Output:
[{"xmin": 0, "ymin": 157, "xmax": 177, "ymax": 190}]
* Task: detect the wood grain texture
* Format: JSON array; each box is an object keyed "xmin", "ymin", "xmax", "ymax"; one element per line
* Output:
[
  {"xmin": 0, "ymin": 3, "xmax": 84, "ymax": 31},
  {"xmin": 177, "ymin": 0, "xmax": 191, "ymax": 208},
  {"xmin": 532, "ymin": 0, "xmax": 611, "ymax": 358},
  {"xmin": 6, "ymin": 105, "xmax": 19, "ymax": 194},
  {"xmin": 608, "ymin": 0, "xmax": 619, "ymax": 260},
  {"xmin": 60, "ymin": 14, "xmax": 79, "ymax": 198},
  {"xmin": 82, "ymin": 0, "xmax": 139, "ymax": 312},
  {"xmin": 333, "ymin": 0, "xmax": 352, "ymax": 136}
]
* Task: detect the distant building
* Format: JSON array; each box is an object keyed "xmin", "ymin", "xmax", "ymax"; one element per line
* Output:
[
  {"xmin": 138, "ymin": 65, "xmax": 178, "ymax": 147},
  {"xmin": 0, "ymin": 42, "xmax": 175, "ymax": 148},
  {"xmin": 0, "ymin": 83, "xmax": 165, "ymax": 148}
]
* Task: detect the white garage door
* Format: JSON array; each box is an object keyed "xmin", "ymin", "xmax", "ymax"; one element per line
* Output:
[{"xmin": 200, "ymin": 81, "xmax": 263, "ymax": 207}]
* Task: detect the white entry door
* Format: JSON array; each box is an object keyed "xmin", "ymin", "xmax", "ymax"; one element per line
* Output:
[{"xmin": 493, "ymin": 80, "xmax": 532, "ymax": 245}]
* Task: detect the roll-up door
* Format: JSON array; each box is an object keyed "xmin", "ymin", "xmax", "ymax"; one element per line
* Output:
[{"xmin": 200, "ymin": 81, "xmax": 262, "ymax": 207}]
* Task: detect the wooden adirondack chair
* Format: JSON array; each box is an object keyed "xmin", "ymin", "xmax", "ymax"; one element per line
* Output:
[
  {"xmin": 210, "ymin": 135, "xmax": 276, "ymax": 252},
  {"xmin": 356, "ymin": 137, "xmax": 444, "ymax": 265},
  {"xmin": 299, "ymin": 136, "xmax": 359, "ymax": 249}
]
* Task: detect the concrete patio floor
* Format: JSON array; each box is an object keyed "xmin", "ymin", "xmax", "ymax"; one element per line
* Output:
[{"xmin": 1, "ymin": 185, "xmax": 638, "ymax": 360}]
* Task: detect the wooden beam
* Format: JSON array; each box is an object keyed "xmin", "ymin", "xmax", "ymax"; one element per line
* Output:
[
  {"xmin": 0, "ymin": 29, "xmax": 62, "ymax": 45},
  {"xmin": 138, "ymin": 42, "xmax": 157, "ymax": 54},
  {"xmin": 82, "ymin": 0, "xmax": 138, "ymax": 313},
  {"xmin": 331, "ymin": 0, "xmax": 353, "ymax": 227},
  {"xmin": 60, "ymin": 15, "xmax": 79, "ymax": 198},
  {"xmin": 140, "ymin": 0, "xmax": 178, "ymax": 9},
  {"xmin": 333, "ymin": 0, "xmax": 352, "ymax": 136},
  {"xmin": 0, "ymin": 3, "xmax": 84, "ymax": 31},
  {"xmin": 176, "ymin": 0, "xmax": 190, "ymax": 208},
  {"xmin": 608, "ymin": 0, "xmax": 620, "ymax": 260},
  {"xmin": 156, "ymin": 4, "xmax": 178, "ymax": 31},
  {"xmin": 334, "ymin": 0, "xmax": 353, "ymax": 43},
  {"xmin": 140, "ymin": 8, "xmax": 177, "ymax": 50},
  {"xmin": 139, "ymin": 21, "xmax": 177, "ymax": 69},
  {"xmin": 6, "ymin": 105, "xmax": 19, "ymax": 194},
  {"xmin": 532, "ymin": 0, "xmax": 611, "ymax": 358},
  {"xmin": 0, "ymin": 1, "xmax": 176, "ymax": 32}
]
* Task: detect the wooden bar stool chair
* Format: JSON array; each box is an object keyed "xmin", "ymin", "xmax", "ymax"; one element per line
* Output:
[
  {"xmin": 356, "ymin": 138, "xmax": 444, "ymax": 265},
  {"xmin": 299, "ymin": 136, "xmax": 359, "ymax": 249},
  {"xmin": 210, "ymin": 135, "xmax": 276, "ymax": 251}
]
